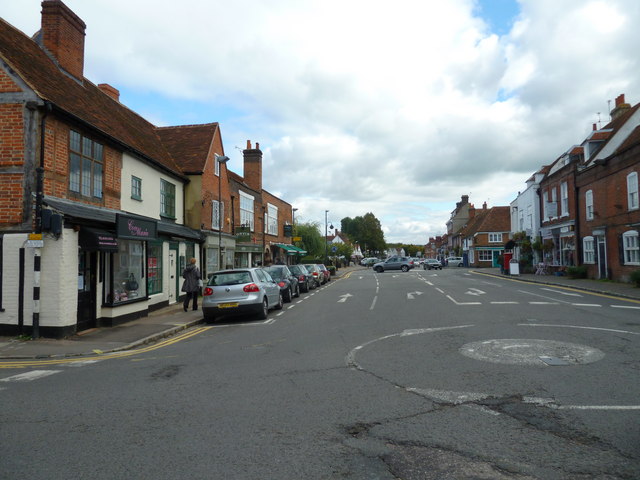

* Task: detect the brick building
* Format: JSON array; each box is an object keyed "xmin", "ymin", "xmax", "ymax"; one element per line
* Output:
[{"xmin": 576, "ymin": 95, "xmax": 640, "ymax": 282}]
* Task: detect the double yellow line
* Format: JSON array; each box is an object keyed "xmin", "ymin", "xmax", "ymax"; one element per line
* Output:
[{"xmin": 0, "ymin": 326, "xmax": 212, "ymax": 369}]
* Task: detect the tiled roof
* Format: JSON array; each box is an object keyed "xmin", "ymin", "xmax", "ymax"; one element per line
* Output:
[
  {"xmin": 474, "ymin": 206, "xmax": 510, "ymax": 234},
  {"xmin": 615, "ymin": 124, "xmax": 640, "ymax": 154},
  {"xmin": 0, "ymin": 17, "xmax": 184, "ymax": 178},
  {"xmin": 157, "ymin": 123, "xmax": 219, "ymax": 174}
]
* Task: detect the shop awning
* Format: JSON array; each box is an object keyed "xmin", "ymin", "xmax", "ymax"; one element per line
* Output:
[
  {"xmin": 79, "ymin": 227, "xmax": 118, "ymax": 252},
  {"xmin": 273, "ymin": 243, "xmax": 307, "ymax": 255}
]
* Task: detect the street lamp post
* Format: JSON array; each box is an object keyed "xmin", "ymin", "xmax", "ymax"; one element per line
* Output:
[
  {"xmin": 216, "ymin": 154, "xmax": 230, "ymax": 270},
  {"xmin": 324, "ymin": 210, "xmax": 329, "ymax": 264}
]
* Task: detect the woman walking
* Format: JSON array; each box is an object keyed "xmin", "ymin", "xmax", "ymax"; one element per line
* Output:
[{"xmin": 182, "ymin": 257, "xmax": 202, "ymax": 311}]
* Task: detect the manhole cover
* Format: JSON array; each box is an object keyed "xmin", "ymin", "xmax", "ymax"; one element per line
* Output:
[{"xmin": 460, "ymin": 339, "xmax": 604, "ymax": 366}]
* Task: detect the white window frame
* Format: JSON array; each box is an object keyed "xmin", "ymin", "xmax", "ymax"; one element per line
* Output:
[
  {"xmin": 622, "ymin": 230, "xmax": 639, "ymax": 265},
  {"xmin": 478, "ymin": 250, "xmax": 492, "ymax": 262},
  {"xmin": 585, "ymin": 190, "xmax": 594, "ymax": 220},
  {"xmin": 628, "ymin": 172, "xmax": 638, "ymax": 211},
  {"xmin": 266, "ymin": 203, "xmax": 278, "ymax": 236},
  {"xmin": 488, "ymin": 233, "xmax": 502, "ymax": 243},
  {"xmin": 583, "ymin": 236, "xmax": 595, "ymax": 264},
  {"xmin": 543, "ymin": 191, "xmax": 549, "ymax": 219},
  {"xmin": 560, "ymin": 182, "xmax": 568, "ymax": 217},
  {"xmin": 239, "ymin": 191, "xmax": 255, "ymax": 232},
  {"xmin": 212, "ymin": 200, "xmax": 223, "ymax": 230}
]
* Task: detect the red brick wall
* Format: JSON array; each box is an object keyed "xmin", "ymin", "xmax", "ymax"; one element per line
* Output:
[
  {"xmin": 577, "ymin": 145, "xmax": 640, "ymax": 282},
  {"xmin": 262, "ymin": 190, "xmax": 292, "ymax": 245},
  {"xmin": 0, "ymin": 68, "xmax": 22, "ymax": 93},
  {"xmin": 0, "ymin": 103, "xmax": 25, "ymax": 225}
]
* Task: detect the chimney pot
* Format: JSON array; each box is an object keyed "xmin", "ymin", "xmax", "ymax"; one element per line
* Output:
[
  {"xmin": 593, "ymin": 123, "xmax": 597, "ymax": 131},
  {"xmin": 246, "ymin": 140, "xmax": 252, "ymax": 149}
]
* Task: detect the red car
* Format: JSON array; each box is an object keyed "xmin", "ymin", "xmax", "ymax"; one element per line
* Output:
[{"xmin": 317, "ymin": 264, "xmax": 331, "ymax": 283}]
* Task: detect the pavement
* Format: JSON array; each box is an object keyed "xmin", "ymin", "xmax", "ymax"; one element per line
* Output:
[
  {"xmin": 1, "ymin": 265, "xmax": 639, "ymax": 360},
  {"xmin": 0, "ymin": 265, "xmax": 365, "ymax": 360}
]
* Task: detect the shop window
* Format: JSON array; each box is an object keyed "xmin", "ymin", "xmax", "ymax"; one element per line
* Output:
[
  {"xmin": 147, "ymin": 242, "xmax": 163, "ymax": 294},
  {"xmin": 478, "ymin": 250, "xmax": 492, "ymax": 262},
  {"xmin": 105, "ymin": 239, "xmax": 146, "ymax": 304}
]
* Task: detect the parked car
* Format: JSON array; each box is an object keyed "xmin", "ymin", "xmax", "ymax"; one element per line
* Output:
[
  {"xmin": 373, "ymin": 256, "xmax": 414, "ymax": 273},
  {"xmin": 317, "ymin": 264, "xmax": 331, "ymax": 283},
  {"xmin": 361, "ymin": 257, "xmax": 379, "ymax": 266},
  {"xmin": 288, "ymin": 264, "xmax": 314, "ymax": 292},
  {"xmin": 303, "ymin": 264, "xmax": 323, "ymax": 287},
  {"xmin": 446, "ymin": 256, "xmax": 464, "ymax": 267},
  {"xmin": 423, "ymin": 258, "xmax": 442, "ymax": 270},
  {"xmin": 264, "ymin": 265, "xmax": 300, "ymax": 302},
  {"xmin": 202, "ymin": 268, "xmax": 283, "ymax": 323}
]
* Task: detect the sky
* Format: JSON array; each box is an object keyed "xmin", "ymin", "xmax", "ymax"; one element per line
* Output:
[{"xmin": 2, "ymin": 0, "xmax": 639, "ymax": 244}]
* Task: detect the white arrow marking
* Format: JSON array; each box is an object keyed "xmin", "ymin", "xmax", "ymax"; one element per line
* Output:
[
  {"xmin": 0, "ymin": 370, "xmax": 60, "ymax": 382},
  {"xmin": 466, "ymin": 288, "xmax": 486, "ymax": 296},
  {"xmin": 337, "ymin": 294, "xmax": 353, "ymax": 303},
  {"xmin": 407, "ymin": 291, "xmax": 424, "ymax": 300}
]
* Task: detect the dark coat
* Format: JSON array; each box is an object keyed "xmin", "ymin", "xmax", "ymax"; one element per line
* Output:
[{"xmin": 181, "ymin": 264, "xmax": 201, "ymax": 292}]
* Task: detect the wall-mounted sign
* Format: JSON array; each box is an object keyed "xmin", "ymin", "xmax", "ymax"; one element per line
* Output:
[
  {"xmin": 283, "ymin": 224, "xmax": 293, "ymax": 237},
  {"xmin": 116, "ymin": 214, "xmax": 157, "ymax": 240},
  {"xmin": 235, "ymin": 226, "xmax": 251, "ymax": 243}
]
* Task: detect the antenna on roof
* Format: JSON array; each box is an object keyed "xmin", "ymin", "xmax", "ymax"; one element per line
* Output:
[
  {"xmin": 607, "ymin": 100, "xmax": 612, "ymax": 119},
  {"xmin": 596, "ymin": 112, "xmax": 601, "ymax": 129},
  {"xmin": 235, "ymin": 146, "xmax": 242, "ymax": 151}
]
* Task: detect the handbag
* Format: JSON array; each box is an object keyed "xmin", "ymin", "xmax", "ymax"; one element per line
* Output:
[
  {"xmin": 198, "ymin": 279, "xmax": 203, "ymax": 288},
  {"xmin": 125, "ymin": 273, "xmax": 139, "ymax": 291}
]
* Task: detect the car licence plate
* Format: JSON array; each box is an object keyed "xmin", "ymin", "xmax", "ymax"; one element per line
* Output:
[{"xmin": 218, "ymin": 302, "xmax": 239, "ymax": 309}]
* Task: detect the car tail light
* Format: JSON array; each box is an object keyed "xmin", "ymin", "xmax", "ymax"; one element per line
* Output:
[
  {"xmin": 277, "ymin": 281, "xmax": 286, "ymax": 288},
  {"xmin": 312, "ymin": 272, "xmax": 318, "ymax": 277},
  {"xmin": 243, "ymin": 283, "xmax": 260, "ymax": 292},
  {"xmin": 203, "ymin": 287, "xmax": 214, "ymax": 296},
  {"xmin": 298, "ymin": 275, "xmax": 305, "ymax": 281}
]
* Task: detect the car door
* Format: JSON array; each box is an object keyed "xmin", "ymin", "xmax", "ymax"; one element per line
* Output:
[
  {"xmin": 386, "ymin": 256, "xmax": 399, "ymax": 270},
  {"xmin": 257, "ymin": 269, "xmax": 279, "ymax": 306}
]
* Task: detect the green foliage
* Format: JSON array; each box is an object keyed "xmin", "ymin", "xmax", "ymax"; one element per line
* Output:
[
  {"xmin": 630, "ymin": 270, "xmax": 640, "ymax": 287},
  {"xmin": 295, "ymin": 222, "xmax": 324, "ymax": 258},
  {"xmin": 341, "ymin": 213, "xmax": 386, "ymax": 255},
  {"xmin": 335, "ymin": 242, "xmax": 353, "ymax": 260},
  {"xmin": 327, "ymin": 266, "xmax": 336, "ymax": 275},
  {"xmin": 566, "ymin": 266, "xmax": 588, "ymax": 279}
]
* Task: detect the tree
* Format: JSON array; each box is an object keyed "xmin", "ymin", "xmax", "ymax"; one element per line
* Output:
[
  {"xmin": 294, "ymin": 222, "xmax": 324, "ymax": 258},
  {"xmin": 341, "ymin": 212, "xmax": 385, "ymax": 255}
]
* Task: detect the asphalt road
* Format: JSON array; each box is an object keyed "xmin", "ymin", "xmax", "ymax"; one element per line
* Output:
[{"xmin": 1, "ymin": 268, "xmax": 639, "ymax": 479}]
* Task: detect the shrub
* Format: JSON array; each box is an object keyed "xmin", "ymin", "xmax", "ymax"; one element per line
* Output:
[
  {"xmin": 630, "ymin": 270, "xmax": 640, "ymax": 287},
  {"xmin": 566, "ymin": 266, "xmax": 587, "ymax": 279},
  {"xmin": 327, "ymin": 266, "xmax": 336, "ymax": 275}
]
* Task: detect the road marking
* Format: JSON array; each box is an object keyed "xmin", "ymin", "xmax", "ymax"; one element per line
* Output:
[
  {"xmin": 407, "ymin": 291, "xmax": 423, "ymax": 300},
  {"xmin": 466, "ymin": 288, "xmax": 486, "ymax": 296},
  {"xmin": 518, "ymin": 323, "xmax": 640, "ymax": 336},
  {"xmin": 570, "ymin": 303, "xmax": 602, "ymax": 307},
  {"xmin": 425, "ymin": 281, "xmax": 433, "ymax": 286},
  {"xmin": 0, "ymin": 370, "xmax": 60, "ymax": 382},
  {"xmin": 446, "ymin": 295, "xmax": 481, "ymax": 305},
  {"xmin": 370, "ymin": 295, "xmax": 378, "ymax": 310},
  {"xmin": 612, "ymin": 305, "xmax": 640, "ymax": 310},
  {"xmin": 338, "ymin": 294, "xmax": 353, "ymax": 303},
  {"xmin": 491, "ymin": 301, "xmax": 519, "ymax": 304},
  {"xmin": 541, "ymin": 288, "xmax": 582, "ymax": 297},
  {"xmin": 436, "ymin": 288, "xmax": 445, "ymax": 294},
  {"xmin": 529, "ymin": 301, "xmax": 559, "ymax": 305}
]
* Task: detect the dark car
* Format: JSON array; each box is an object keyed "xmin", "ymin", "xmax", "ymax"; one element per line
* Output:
[
  {"xmin": 289, "ymin": 264, "xmax": 314, "ymax": 292},
  {"xmin": 423, "ymin": 259, "xmax": 442, "ymax": 270},
  {"xmin": 264, "ymin": 265, "xmax": 300, "ymax": 302}
]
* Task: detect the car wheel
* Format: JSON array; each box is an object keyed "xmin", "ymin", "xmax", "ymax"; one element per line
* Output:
[
  {"xmin": 284, "ymin": 287, "xmax": 292, "ymax": 303},
  {"xmin": 401, "ymin": 265, "xmax": 409, "ymax": 272},
  {"xmin": 275, "ymin": 292, "xmax": 284, "ymax": 310},
  {"xmin": 374, "ymin": 266, "xmax": 383, "ymax": 273},
  {"xmin": 203, "ymin": 314, "xmax": 216, "ymax": 324},
  {"xmin": 294, "ymin": 284, "xmax": 300, "ymax": 298},
  {"xmin": 257, "ymin": 298, "xmax": 269, "ymax": 320},
  {"xmin": 302, "ymin": 282, "xmax": 309, "ymax": 293}
]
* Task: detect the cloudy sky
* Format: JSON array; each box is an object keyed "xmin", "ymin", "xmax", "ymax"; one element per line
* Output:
[{"xmin": 3, "ymin": 0, "xmax": 639, "ymax": 243}]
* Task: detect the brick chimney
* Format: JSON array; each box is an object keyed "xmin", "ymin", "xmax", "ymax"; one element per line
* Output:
[
  {"xmin": 243, "ymin": 140, "xmax": 262, "ymax": 192},
  {"xmin": 610, "ymin": 94, "xmax": 631, "ymax": 121},
  {"xmin": 40, "ymin": 0, "xmax": 86, "ymax": 80},
  {"xmin": 98, "ymin": 83, "xmax": 120, "ymax": 102}
]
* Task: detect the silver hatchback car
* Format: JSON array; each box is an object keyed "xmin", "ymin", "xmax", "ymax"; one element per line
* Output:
[{"xmin": 202, "ymin": 268, "xmax": 283, "ymax": 323}]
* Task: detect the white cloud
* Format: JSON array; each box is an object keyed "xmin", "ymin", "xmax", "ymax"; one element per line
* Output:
[{"xmin": 3, "ymin": 0, "xmax": 639, "ymax": 243}]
